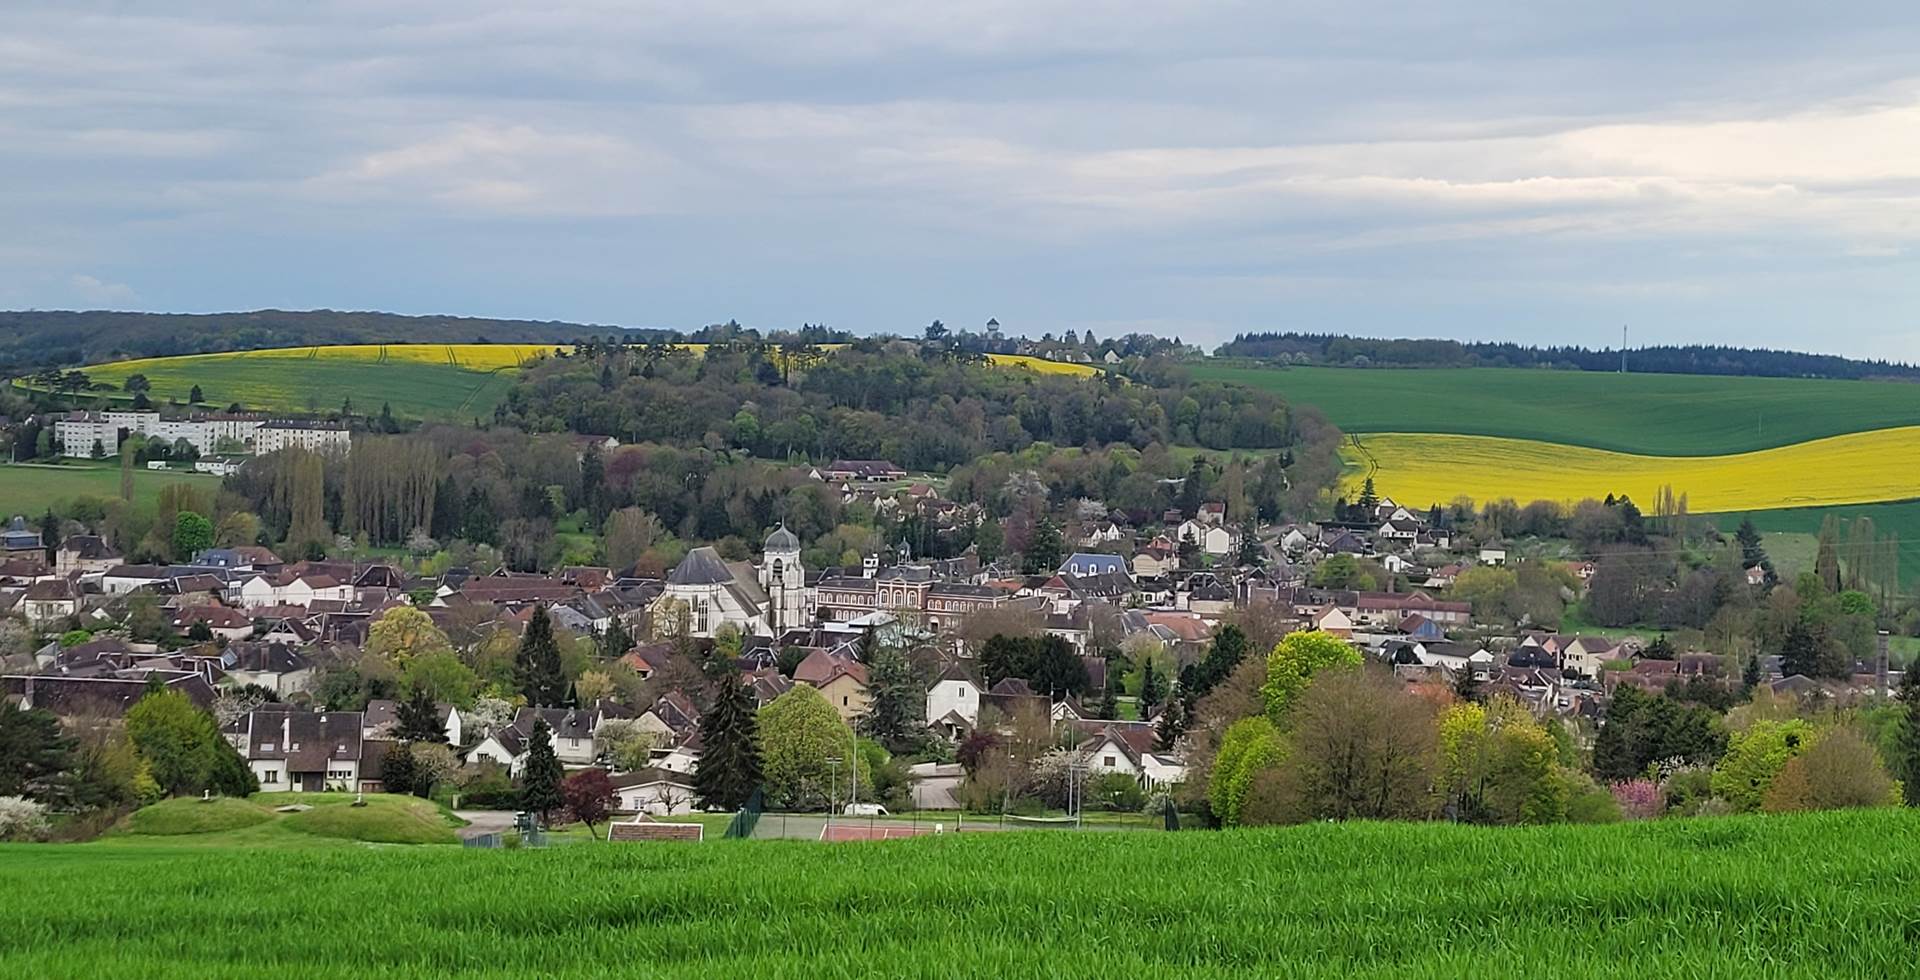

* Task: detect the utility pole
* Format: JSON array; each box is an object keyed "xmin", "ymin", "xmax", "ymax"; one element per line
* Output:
[{"xmin": 1620, "ymin": 325, "xmax": 1628, "ymax": 374}]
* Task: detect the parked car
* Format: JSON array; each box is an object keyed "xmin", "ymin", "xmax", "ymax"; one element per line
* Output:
[{"xmin": 843, "ymin": 803, "xmax": 888, "ymax": 816}]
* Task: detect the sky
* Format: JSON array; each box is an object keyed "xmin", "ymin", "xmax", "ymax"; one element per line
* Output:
[{"xmin": 4, "ymin": 2, "xmax": 1919, "ymax": 357}]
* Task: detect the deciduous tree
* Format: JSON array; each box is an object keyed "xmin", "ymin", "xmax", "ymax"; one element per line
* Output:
[
  {"xmin": 562, "ymin": 769, "xmax": 618, "ymax": 837},
  {"xmin": 1261, "ymin": 630, "xmax": 1361, "ymax": 725}
]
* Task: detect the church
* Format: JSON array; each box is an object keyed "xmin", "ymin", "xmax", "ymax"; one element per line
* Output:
[{"xmin": 651, "ymin": 525, "xmax": 812, "ymax": 638}]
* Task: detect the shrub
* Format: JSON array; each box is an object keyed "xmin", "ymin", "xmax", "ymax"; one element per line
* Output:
[
  {"xmin": 0, "ymin": 795, "xmax": 50, "ymax": 840},
  {"xmin": 1088, "ymin": 772, "xmax": 1146, "ymax": 812},
  {"xmin": 1563, "ymin": 773, "xmax": 1623, "ymax": 824},
  {"xmin": 1761, "ymin": 727, "xmax": 1899, "ymax": 813},
  {"xmin": 1610, "ymin": 779, "xmax": 1662, "ymax": 820},
  {"xmin": 1209, "ymin": 716, "xmax": 1284, "ymax": 827},
  {"xmin": 1711, "ymin": 719, "xmax": 1818, "ymax": 812}
]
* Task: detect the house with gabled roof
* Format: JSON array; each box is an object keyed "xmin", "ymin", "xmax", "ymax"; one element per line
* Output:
[
  {"xmin": 926, "ymin": 662, "xmax": 983, "ymax": 737},
  {"xmin": 793, "ymin": 648, "xmax": 871, "ymax": 722}
]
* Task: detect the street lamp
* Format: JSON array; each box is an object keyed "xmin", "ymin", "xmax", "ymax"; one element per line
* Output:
[{"xmin": 826, "ymin": 756, "xmax": 842, "ymax": 833}]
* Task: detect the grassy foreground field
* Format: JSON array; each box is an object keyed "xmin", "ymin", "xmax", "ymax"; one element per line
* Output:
[
  {"xmin": 0, "ymin": 462, "xmax": 222, "ymax": 516},
  {"xmin": 2, "ymin": 810, "xmax": 1916, "ymax": 977},
  {"xmin": 1195, "ymin": 363, "xmax": 1920, "ymax": 455},
  {"xmin": 1343, "ymin": 429, "xmax": 1920, "ymax": 514}
]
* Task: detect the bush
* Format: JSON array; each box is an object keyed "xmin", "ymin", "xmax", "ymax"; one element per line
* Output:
[
  {"xmin": 1659, "ymin": 767, "xmax": 1716, "ymax": 816},
  {"xmin": 1088, "ymin": 772, "xmax": 1146, "ymax": 812},
  {"xmin": 0, "ymin": 796, "xmax": 50, "ymax": 841},
  {"xmin": 1609, "ymin": 779, "xmax": 1662, "ymax": 820},
  {"xmin": 1761, "ymin": 727, "xmax": 1899, "ymax": 813},
  {"xmin": 1562, "ymin": 773, "xmax": 1622, "ymax": 824}
]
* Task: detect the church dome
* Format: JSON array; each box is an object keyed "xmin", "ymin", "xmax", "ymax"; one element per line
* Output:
[{"xmin": 764, "ymin": 524, "xmax": 800, "ymax": 552}]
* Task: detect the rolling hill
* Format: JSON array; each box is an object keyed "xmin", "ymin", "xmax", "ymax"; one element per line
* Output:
[
  {"xmin": 40, "ymin": 344, "xmax": 566, "ymax": 421},
  {"xmin": 1191, "ymin": 363, "xmax": 1920, "ymax": 456}
]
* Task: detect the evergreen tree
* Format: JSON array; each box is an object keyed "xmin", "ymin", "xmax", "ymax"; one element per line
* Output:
[
  {"xmin": 37, "ymin": 510, "xmax": 57, "ymax": 565},
  {"xmin": 1452, "ymin": 665, "xmax": 1482, "ymax": 705},
  {"xmin": 381, "ymin": 741, "xmax": 417, "ymax": 796},
  {"xmin": 1356, "ymin": 476, "xmax": 1379, "ymax": 512},
  {"xmin": 188, "ymin": 384, "xmax": 204, "ymax": 404},
  {"xmin": 693, "ymin": 676, "xmax": 763, "ymax": 812},
  {"xmin": 856, "ymin": 648, "xmax": 925, "ymax": 752},
  {"xmin": 395, "ymin": 688, "xmax": 445, "ymax": 743},
  {"xmin": 1236, "ymin": 518, "xmax": 1263, "ymax": 567},
  {"xmin": 1021, "ymin": 518, "xmax": 1064, "ymax": 575},
  {"xmin": 519, "ymin": 720, "xmax": 565, "ymax": 823},
  {"xmin": 0, "ymin": 702, "xmax": 73, "ymax": 799},
  {"xmin": 600, "ymin": 617, "xmax": 633, "ymax": 658},
  {"xmin": 1095, "ymin": 662, "xmax": 1121, "ymax": 720},
  {"xmin": 1735, "ymin": 517, "xmax": 1767, "ymax": 568},
  {"xmin": 1138, "ymin": 658, "xmax": 1165, "ymax": 720},
  {"xmin": 1898, "ymin": 666, "xmax": 1920, "ymax": 807},
  {"xmin": 1741, "ymin": 654, "xmax": 1762, "ymax": 692},
  {"xmin": 1643, "ymin": 635, "xmax": 1676, "ymax": 660},
  {"xmin": 1178, "ymin": 455, "xmax": 1207, "ymax": 517},
  {"xmin": 514, "ymin": 605, "xmax": 567, "ymax": 706},
  {"xmin": 1155, "ymin": 686, "xmax": 1187, "ymax": 750}
]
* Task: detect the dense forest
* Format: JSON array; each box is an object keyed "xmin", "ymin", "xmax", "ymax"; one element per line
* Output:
[
  {"xmin": 1215, "ymin": 332, "xmax": 1920, "ymax": 381},
  {"xmin": 498, "ymin": 340, "xmax": 1298, "ymax": 470}
]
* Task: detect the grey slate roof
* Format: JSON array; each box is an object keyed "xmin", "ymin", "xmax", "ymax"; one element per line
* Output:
[{"xmin": 667, "ymin": 547, "xmax": 734, "ymax": 586}]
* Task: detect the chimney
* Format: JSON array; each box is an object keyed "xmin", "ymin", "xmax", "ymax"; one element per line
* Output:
[{"xmin": 1877, "ymin": 630, "xmax": 1890, "ymax": 695}]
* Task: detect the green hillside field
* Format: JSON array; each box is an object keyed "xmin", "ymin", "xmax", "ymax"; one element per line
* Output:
[
  {"xmin": 1192, "ymin": 362, "xmax": 1920, "ymax": 456},
  {"xmin": 36, "ymin": 347, "xmax": 531, "ymax": 422},
  {"xmin": 0, "ymin": 462, "xmax": 222, "ymax": 518},
  {"xmin": 2, "ymin": 809, "xmax": 1915, "ymax": 977}
]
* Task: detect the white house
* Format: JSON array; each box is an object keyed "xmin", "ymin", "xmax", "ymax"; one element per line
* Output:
[
  {"xmin": 463, "ymin": 706, "xmax": 607, "ymax": 774},
  {"xmin": 1478, "ymin": 548, "xmax": 1508, "ymax": 566},
  {"xmin": 1559, "ymin": 636, "xmax": 1625, "ymax": 679},
  {"xmin": 610, "ymin": 768, "xmax": 698, "ymax": 815},
  {"xmin": 234, "ymin": 709, "xmax": 371, "ymax": 793},
  {"xmin": 235, "ymin": 571, "xmax": 353, "ymax": 609},
  {"xmin": 19, "ymin": 579, "xmax": 80, "ymax": 625},
  {"xmin": 1175, "ymin": 520, "xmax": 1236, "ymax": 557},
  {"xmin": 925, "ymin": 664, "xmax": 983, "ymax": 736}
]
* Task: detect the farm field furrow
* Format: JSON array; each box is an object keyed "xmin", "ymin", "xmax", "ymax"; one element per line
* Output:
[
  {"xmin": 1195, "ymin": 363, "xmax": 1920, "ymax": 456},
  {"xmin": 1344, "ymin": 428, "xmax": 1920, "ymax": 513},
  {"xmin": 0, "ymin": 810, "xmax": 1912, "ymax": 978}
]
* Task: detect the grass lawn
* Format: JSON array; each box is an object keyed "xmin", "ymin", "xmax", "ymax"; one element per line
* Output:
[
  {"xmin": 1707, "ymin": 500, "xmax": 1920, "ymax": 585},
  {"xmin": 0, "ymin": 461, "xmax": 223, "ymax": 516},
  {"xmin": 2, "ymin": 809, "xmax": 1916, "ymax": 976},
  {"xmin": 105, "ymin": 793, "xmax": 465, "ymax": 848},
  {"xmin": 1195, "ymin": 362, "xmax": 1920, "ymax": 456}
]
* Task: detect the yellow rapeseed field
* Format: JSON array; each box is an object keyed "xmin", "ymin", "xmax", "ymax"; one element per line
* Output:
[
  {"xmin": 984, "ymin": 353, "xmax": 1100, "ymax": 376},
  {"xmin": 1343, "ymin": 429, "xmax": 1920, "ymax": 513}
]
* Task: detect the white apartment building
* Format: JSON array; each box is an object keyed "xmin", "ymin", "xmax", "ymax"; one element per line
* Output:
[
  {"xmin": 252, "ymin": 420, "xmax": 351, "ymax": 454},
  {"xmin": 55, "ymin": 411, "xmax": 348, "ymax": 458}
]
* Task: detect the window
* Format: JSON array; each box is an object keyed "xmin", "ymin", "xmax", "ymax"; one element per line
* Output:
[
  {"xmin": 1104, "ymin": 756, "xmax": 1116, "ymax": 768},
  {"xmin": 568, "ymin": 738, "xmax": 580, "ymax": 749},
  {"xmin": 262, "ymin": 771, "xmax": 279, "ymax": 784},
  {"xmin": 842, "ymin": 696, "xmax": 850, "ymax": 706}
]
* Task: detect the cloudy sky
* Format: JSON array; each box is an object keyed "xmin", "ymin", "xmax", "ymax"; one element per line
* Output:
[{"xmin": 4, "ymin": 2, "xmax": 1919, "ymax": 355}]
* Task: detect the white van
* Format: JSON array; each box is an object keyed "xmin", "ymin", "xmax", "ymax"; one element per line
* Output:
[{"xmin": 842, "ymin": 803, "xmax": 889, "ymax": 816}]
